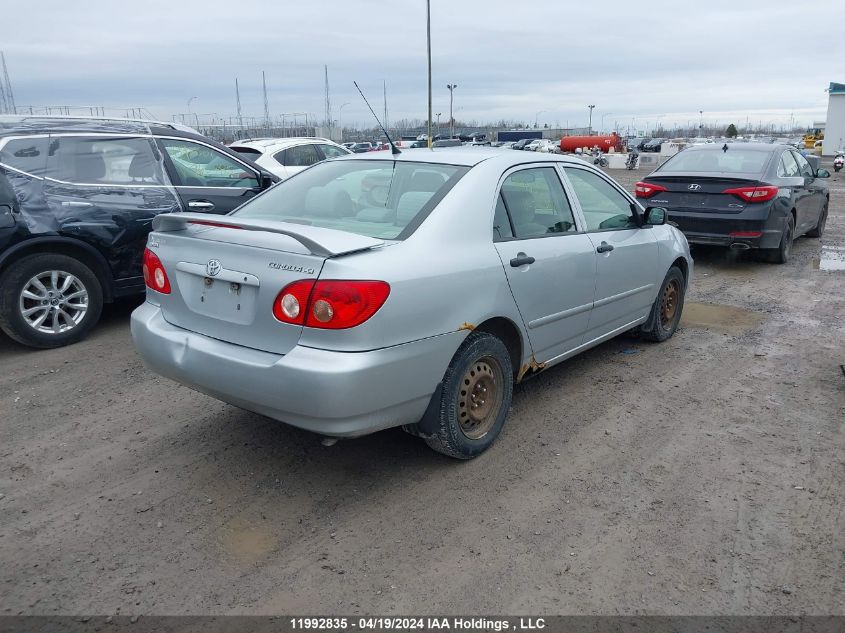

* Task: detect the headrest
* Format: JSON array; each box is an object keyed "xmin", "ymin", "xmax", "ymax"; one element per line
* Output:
[
  {"xmin": 128, "ymin": 152, "xmax": 157, "ymax": 178},
  {"xmin": 409, "ymin": 171, "xmax": 446, "ymax": 192},
  {"xmin": 304, "ymin": 186, "xmax": 353, "ymax": 217},
  {"xmin": 502, "ymin": 189, "xmax": 535, "ymax": 224},
  {"xmin": 74, "ymin": 153, "xmax": 105, "ymax": 182},
  {"xmin": 396, "ymin": 191, "xmax": 433, "ymax": 225}
]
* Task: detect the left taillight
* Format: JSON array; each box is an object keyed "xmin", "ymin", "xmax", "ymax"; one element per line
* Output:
[
  {"xmin": 142, "ymin": 248, "xmax": 171, "ymax": 294},
  {"xmin": 635, "ymin": 181, "xmax": 668, "ymax": 198},
  {"xmin": 722, "ymin": 185, "xmax": 778, "ymax": 203},
  {"xmin": 273, "ymin": 280, "xmax": 390, "ymax": 329}
]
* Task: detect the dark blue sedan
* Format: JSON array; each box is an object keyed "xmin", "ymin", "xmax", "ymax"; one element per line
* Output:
[{"xmin": 635, "ymin": 143, "xmax": 830, "ymax": 263}]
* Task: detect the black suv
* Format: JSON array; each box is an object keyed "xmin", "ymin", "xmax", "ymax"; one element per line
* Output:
[{"xmin": 0, "ymin": 116, "xmax": 278, "ymax": 348}]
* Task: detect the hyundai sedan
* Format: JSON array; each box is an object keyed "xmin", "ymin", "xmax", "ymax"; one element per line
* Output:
[
  {"xmin": 131, "ymin": 149, "xmax": 692, "ymax": 459},
  {"xmin": 635, "ymin": 143, "xmax": 830, "ymax": 263}
]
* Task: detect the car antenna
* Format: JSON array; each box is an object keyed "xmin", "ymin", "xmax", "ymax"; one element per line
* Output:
[{"xmin": 353, "ymin": 81, "xmax": 400, "ymax": 156}]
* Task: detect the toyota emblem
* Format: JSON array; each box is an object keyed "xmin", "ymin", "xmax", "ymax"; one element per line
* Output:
[
  {"xmin": 688, "ymin": 183, "xmax": 702, "ymax": 191},
  {"xmin": 206, "ymin": 259, "xmax": 222, "ymax": 277}
]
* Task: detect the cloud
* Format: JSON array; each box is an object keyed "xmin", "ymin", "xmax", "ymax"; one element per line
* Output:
[{"xmin": 3, "ymin": 0, "xmax": 841, "ymax": 129}]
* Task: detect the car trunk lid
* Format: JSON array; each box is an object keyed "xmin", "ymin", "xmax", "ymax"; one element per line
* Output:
[
  {"xmin": 642, "ymin": 174, "xmax": 762, "ymax": 214},
  {"xmin": 147, "ymin": 213, "xmax": 384, "ymax": 355}
]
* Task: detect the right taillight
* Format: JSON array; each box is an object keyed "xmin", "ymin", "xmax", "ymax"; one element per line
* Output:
[
  {"xmin": 142, "ymin": 248, "xmax": 171, "ymax": 294},
  {"xmin": 273, "ymin": 280, "xmax": 390, "ymax": 329},
  {"xmin": 722, "ymin": 185, "xmax": 778, "ymax": 203},
  {"xmin": 635, "ymin": 181, "xmax": 668, "ymax": 198}
]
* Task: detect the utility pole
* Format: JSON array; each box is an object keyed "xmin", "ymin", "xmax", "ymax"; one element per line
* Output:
[
  {"xmin": 1, "ymin": 52, "xmax": 14, "ymax": 114},
  {"xmin": 383, "ymin": 80, "xmax": 389, "ymax": 134},
  {"xmin": 324, "ymin": 65, "xmax": 331, "ymax": 128},
  {"xmin": 699, "ymin": 110, "xmax": 704, "ymax": 137},
  {"xmin": 235, "ymin": 78, "xmax": 243, "ymax": 129},
  {"xmin": 426, "ymin": 0, "xmax": 432, "ymax": 149},
  {"xmin": 447, "ymin": 83, "xmax": 457, "ymax": 139},
  {"xmin": 588, "ymin": 104, "xmax": 595, "ymax": 135},
  {"xmin": 262, "ymin": 71, "xmax": 270, "ymax": 127}
]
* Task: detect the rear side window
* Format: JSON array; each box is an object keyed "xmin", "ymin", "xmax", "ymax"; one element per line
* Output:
[
  {"xmin": 47, "ymin": 136, "xmax": 167, "ymax": 185},
  {"xmin": 779, "ymin": 151, "xmax": 800, "ymax": 177},
  {"xmin": 234, "ymin": 159, "xmax": 468, "ymax": 239},
  {"xmin": 0, "ymin": 137, "xmax": 50, "ymax": 177},
  {"xmin": 276, "ymin": 144, "xmax": 322, "ymax": 167},
  {"xmin": 660, "ymin": 149, "xmax": 769, "ymax": 174}
]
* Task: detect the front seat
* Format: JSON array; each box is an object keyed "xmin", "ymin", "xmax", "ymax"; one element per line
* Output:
[
  {"xmin": 73, "ymin": 152, "xmax": 106, "ymax": 184},
  {"xmin": 128, "ymin": 152, "xmax": 158, "ymax": 183}
]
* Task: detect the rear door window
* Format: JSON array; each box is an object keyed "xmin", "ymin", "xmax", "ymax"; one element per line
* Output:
[
  {"xmin": 319, "ymin": 144, "xmax": 350, "ymax": 159},
  {"xmin": 276, "ymin": 144, "xmax": 322, "ymax": 168},
  {"xmin": 498, "ymin": 167, "xmax": 577, "ymax": 239},
  {"xmin": 46, "ymin": 136, "xmax": 167, "ymax": 185}
]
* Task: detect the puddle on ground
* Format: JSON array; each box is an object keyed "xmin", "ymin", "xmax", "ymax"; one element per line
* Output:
[
  {"xmin": 681, "ymin": 302, "xmax": 765, "ymax": 334},
  {"xmin": 817, "ymin": 245, "xmax": 845, "ymax": 271},
  {"xmin": 218, "ymin": 516, "xmax": 277, "ymax": 565}
]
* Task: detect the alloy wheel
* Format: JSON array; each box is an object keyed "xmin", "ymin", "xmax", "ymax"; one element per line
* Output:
[{"xmin": 19, "ymin": 270, "xmax": 89, "ymax": 334}]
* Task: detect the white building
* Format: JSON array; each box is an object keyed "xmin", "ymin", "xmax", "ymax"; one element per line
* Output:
[{"xmin": 822, "ymin": 82, "xmax": 845, "ymax": 156}]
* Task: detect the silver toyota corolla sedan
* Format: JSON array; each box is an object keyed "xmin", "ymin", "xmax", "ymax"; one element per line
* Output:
[{"xmin": 131, "ymin": 148, "xmax": 692, "ymax": 459}]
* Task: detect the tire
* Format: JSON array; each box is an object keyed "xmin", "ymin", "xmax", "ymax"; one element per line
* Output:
[
  {"xmin": 764, "ymin": 216, "xmax": 794, "ymax": 264},
  {"xmin": 0, "ymin": 253, "xmax": 103, "ymax": 349},
  {"xmin": 424, "ymin": 331, "xmax": 514, "ymax": 459},
  {"xmin": 806, "ymin": 202, "xmax": 827, "ymax": 238},
  {"xmin": 641, "ymin": 266, "xmax": 685, "ymax": 342}
]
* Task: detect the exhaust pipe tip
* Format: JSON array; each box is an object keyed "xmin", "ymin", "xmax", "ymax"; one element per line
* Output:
[{"xmin": 730, "ymin": 242, "xmax": 751, "ymax": 250}]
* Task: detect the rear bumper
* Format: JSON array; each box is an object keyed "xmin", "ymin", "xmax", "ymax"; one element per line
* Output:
[
  {"xmin": 668, "ymin": 206, "xmax": 785, "ymax": 249},
  {"xmin": 130, "ymin": 302, "xmax": 464, "ymax": 437}
]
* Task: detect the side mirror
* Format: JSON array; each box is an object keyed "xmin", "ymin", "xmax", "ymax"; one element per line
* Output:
[
  {"xmin": 260, "ymin": 174, "xmax": 275, "ymax": 190},
  {"xmin": 644, "ymin": 207, "xmax": 667, "ymax": 226},
  {"xmin": 816, "ymin": 169, "xmax": 830, "ymax": 179}
]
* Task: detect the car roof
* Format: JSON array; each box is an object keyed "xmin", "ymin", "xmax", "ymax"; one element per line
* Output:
[
  {"xmin": 681, "ymin": 142, "xmax": 786, "ymax": 153},
  {"xmin": 338, "ymin": 146, "xmax": 595, "ymax": 168},
  {"xmin": 0, "ymin": 114, "xmax": 196, "ymax": 136},
  {"xmin": 230, "ymin": 137, "xmax": 336, "ymax": 151}
]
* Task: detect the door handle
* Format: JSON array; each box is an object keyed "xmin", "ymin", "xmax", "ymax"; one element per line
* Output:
[
  {"xmin": 510, "ymin": 253, "xmax": 535, "ymax": 267},
  {"xmin": 187, "ymin": 200, "xmax": 215, "ymax": 211},
  {"xmin": 596, "ymin": 241, "xmax": 614, "ymax": 253}
]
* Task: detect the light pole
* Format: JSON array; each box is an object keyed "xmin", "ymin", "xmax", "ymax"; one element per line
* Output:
[
  {"xmin": 699, "ymin": 110, "xmax": 704, "ymax": 137},
  {"xmin": 338, "ymin": 102, "xmax": 350, "ymax": 140},
  {"xmin": 588, "ymin": 104, "xmax": 595, "ymax": 135},
  {"xmin": 436, "ymin": 112, "xmax": 441, "ymax": 136},
  {"xmin": 426, "ymin": 0, "xmax": 432, "ymax": 148},
  {"xmin": 601, "ymin": 112, "xmax": 613, "ymax": 133},
  {"xmin": 535, "ymin": 110, "xmax": 546, "ymax": 128},
  {"xmin": 447, "ymin": 84, "xmax": 458, "ymax": 139}
]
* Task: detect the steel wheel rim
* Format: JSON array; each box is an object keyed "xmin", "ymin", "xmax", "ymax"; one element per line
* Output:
[
  {"xmin": 457, "ymin": 356, "xmax": 504, "ymax": 440},
  {"xmin": 19, "ymin": 270, "xmax": 89, "ymax": 335},
  {"xmin": 660, "ymin": 279, "xmax": 680, "ymax": 328}
]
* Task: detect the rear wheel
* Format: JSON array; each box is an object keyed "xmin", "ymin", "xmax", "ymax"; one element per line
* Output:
[
  {"xmin": 0, "ymin": 253, "xmax": 103, "ymax": 348},
  {"xmin": 641, "ymin": 266, "xmax": 685, "ymax": 342},
  {"xmin": 806, "ymin": 202, "xmax": 827, "ymax": 238},
  {"xmin": 765, "ymin": 216, "xmax": 794, "ymax": 264},
  {"xmin": 425, "ymin": 332, "xmax": 513, "ymax": 459}
]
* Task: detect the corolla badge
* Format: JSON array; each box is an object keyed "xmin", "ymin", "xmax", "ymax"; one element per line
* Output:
[
  {"xmin": 688, "ymin": 183, "xmax": 702, "ymax": 191},
  {"xmin": 206, "ymin": 259, "xmax": 222, "ymax": 277}
]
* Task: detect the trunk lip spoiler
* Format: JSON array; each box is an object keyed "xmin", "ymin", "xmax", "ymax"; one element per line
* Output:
[{"xmin": 151, "ymin": 212, "xmax": 385, "ymax": 258}]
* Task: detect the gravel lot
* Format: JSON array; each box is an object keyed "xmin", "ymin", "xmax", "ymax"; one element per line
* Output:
[{"xmin": 1, "ymin": 161, "xmax": 843, "ymax": 616}]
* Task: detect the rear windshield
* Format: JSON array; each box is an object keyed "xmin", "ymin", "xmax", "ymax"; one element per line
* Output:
[
  {"xmin": 233, "ymin": 159, "xmax": 469, "ymax": 239},
  {"xmin": 660, "ymin": 149, "xmax": 770, "ymax": 174}
]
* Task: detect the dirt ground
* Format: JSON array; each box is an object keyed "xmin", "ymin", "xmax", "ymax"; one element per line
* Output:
[{"xmin": 1, "ymin": 161, "xmax": 843, "ymax": 616}]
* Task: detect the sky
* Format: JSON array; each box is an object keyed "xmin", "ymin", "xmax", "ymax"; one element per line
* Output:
[{"xmin": 2, "ymin": 0, "xmax": 843, "ymax": 133}]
